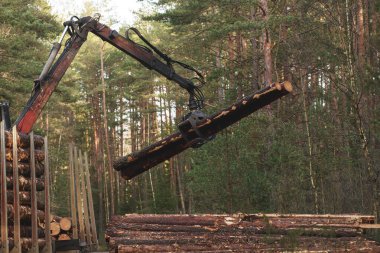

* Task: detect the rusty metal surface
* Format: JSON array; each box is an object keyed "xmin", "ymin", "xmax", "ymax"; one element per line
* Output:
[{"xmin": 106, "ymin": 214, "xmax": 380, "ymax": 252}]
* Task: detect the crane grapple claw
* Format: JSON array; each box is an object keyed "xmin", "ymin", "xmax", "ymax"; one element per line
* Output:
[{"xmin": 178, "ymin": 110, "xmax": 215, "ymax": 148}]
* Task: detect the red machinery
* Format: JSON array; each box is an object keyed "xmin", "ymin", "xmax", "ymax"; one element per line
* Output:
[{"xmin": 14, "ymin": 14, "xmax": 205, "ymax": 134}]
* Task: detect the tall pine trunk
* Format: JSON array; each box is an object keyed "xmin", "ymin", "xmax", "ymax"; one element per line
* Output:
[
  {"xmin": 260, "ymin": 0, "xmax": 273, "ymax": 85},
  {"xmin": 100, "ymin": 43, "xmax": 115, "ymax": 216}
]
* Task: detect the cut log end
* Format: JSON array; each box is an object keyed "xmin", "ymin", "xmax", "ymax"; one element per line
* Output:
[
  {"xmin": 58, "ymin": 234, "xmax": 71, "ymax": 240},
  {"xmin": 50, "ymin": 221, "xmax": 61, "ymax": 236},
  {"xmin": 274, "ymin": 82, "xmax": 282, "ymax": 91},
  {"xmin": 283, "ymin": 81, "xmax": 293, "ymax": 93},
  {"xmin": 59, "ymin": 217, "xmax": 72, "ymax": 231}
]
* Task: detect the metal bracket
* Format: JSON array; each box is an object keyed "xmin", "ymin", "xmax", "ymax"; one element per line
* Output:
[{"xmin": 0, "ymin": 101, "xmax": 11, "ymax": 130}]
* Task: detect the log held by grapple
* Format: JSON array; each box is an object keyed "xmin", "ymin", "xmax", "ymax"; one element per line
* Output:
[{"xmin": 113, "ymin": 81, "xmax": 293, "ymax": 180}]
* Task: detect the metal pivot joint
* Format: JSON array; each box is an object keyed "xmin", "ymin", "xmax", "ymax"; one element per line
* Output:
[{"xmin": 178, "ymin": 110, "xmax": 214, "ymax": 148}]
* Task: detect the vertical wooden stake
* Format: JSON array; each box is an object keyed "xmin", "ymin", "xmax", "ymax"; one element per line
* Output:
[
  {"xmin": 79, "ymin": 151, "xmax": 92, "ymax": 245},
  {"xmin": 74, "ymin": 147, "xmax": 85, "ymax": 243},
  {"xmin": 69, "ymin": 143, "xmax": 78, "ymax": 239},
  {"xmin": 30, "ymin": 132, "xmax": 39, "ymax": 253},
  {"xmin": 84, "ymin": 152, "xmax": 98, "ymax": 249},
  {"xmin": 0, "ymin": 121, "xmax": 9, "ymax": 253},
  {"xmin": 43, "ymin": 136, "xmax": 52, "ymax": 253},
  {"xmin": 11, "ymin": 126, "xmax": 21, "ymax": 253}
]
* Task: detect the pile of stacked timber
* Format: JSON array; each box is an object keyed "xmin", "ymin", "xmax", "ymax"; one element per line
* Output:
[
  {"xmin": 1, "ymin": 131, "xmax": 47, "ymax": 252},
  {"xmin": 50, "ymin": 216, "xmax": 74, "ymax": 240},
  {"xmin": 106, "ymin": 213, "xmax": 380, "ymax": 252}
]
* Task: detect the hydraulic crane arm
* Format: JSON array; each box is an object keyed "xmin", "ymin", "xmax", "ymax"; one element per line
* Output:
[{"xmin": 15, "ymin": 14, "xmax": 204, "ymax": 134}]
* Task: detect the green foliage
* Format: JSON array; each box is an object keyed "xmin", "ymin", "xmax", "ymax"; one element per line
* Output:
[{"xmin": 0, "ymin": 0, "xmax": 59, "ymax": 117}]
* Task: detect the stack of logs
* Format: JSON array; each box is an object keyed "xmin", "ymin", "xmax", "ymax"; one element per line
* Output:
[
  {"xmin": 106, "ymin": 214, "xmax": 380, "ymax": 252},
  {"xmin": 50, "ymin": 216, "xmax": 74, "ymax": 241},
  {"xmin": 2, "ymin": 131, "xmax": 47, "ymax": 251}
]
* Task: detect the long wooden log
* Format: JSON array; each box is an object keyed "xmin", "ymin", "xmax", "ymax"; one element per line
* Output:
[
  {"xmin": 106, "ymin": 222, "xmax": 362, "ymax": 236},
  {"xmin": 106, "ymin": 214, "xmax": 376, "ymax": 242},
  {"xmin": 114, "ymin": 81, "xmax": 293, "ymax": 180},
  {"xmin": 5, "ymin": 204, "xmax": 45, "ymax": 223},
  {"xmin": 242, "ymin": 213, "xmax": 375, "ymax": 223},
  {"xmin": 8, "ymin": 226, "xmax": 45, "ymax": 238},
  {"xmin": 0, "ymin": 238, "xmax": 46, "ymax": 252},
  {"xmin": 111, "ymin": 236, "xmax": 380, "ymax": 252},
  {"xmin": 106, "ymin": 225, "xmax": 362, "ymax": 239},
  {"xmin": 4, "ymin": 131, "xmax": 44, "ymax": 149},
  {"xmin": 107, "ymin": 214, "xmax": 380, "ymax": 252},
  {"xmin": 6, "ymin": 176, "xmax": 45, "ymax": 191},
  {"xmin": 6, "ymin": 161, "xmax": 45, "ymax": 177},
  {"xmin": 107, "ymin": 214, "xmax": 374, "ymax": 228},
  {"xmin": 7, "ymin": 191, "xmax": 45, "ymax": 210},
  {"xmin": 5, "ymin": 148, "xmax": 45, "ymax": 162},
  {"xmin": 112, "ymin": 214, "xmax": 219, "ymax": 226}
]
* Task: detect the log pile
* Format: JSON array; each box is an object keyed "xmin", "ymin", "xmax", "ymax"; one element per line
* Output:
[
  {"xmin": 106, "ymin": 214, "xmax": 380, "ymax": 252},
  {"xmin": 1, "ymin": 130, "xmax": 48, "ymax": 252},
  {"xmin": 50, "ymin": 216, "xmax": 74, "ymax": 241}
]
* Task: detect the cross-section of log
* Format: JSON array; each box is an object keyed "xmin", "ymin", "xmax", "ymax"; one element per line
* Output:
[
  {"xmin": 50, "ymin": 221, "xmax": 61, "ymax": 236},
  {"xmin": 114, "ymin": 81, "xmax": 293, "ymax": 180},
  {"xmin": 59, "ymin": 217, "xmax": 72, "ymax": 231}
]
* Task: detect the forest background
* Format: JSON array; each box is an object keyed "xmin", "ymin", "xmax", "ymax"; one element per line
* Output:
[{"xmin": 0, "ymin": 0, "xmax": 379, "ymax": 244}]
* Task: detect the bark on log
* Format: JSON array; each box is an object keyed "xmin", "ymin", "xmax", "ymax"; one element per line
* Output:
[
  {"xmin": 106, "ymin": 223, "xmax": 362, "ymax": 238},
  {"xmin": 4, "ymin": 131, "xmax": 44, "ymax": 149},
  {"xmin": 5, "ymin": 148, "xmax": 45, "ymax": 162},
  {"xmin": 107, "ymin": 214, "xmax": 375, "ymax": 230},
  {"xmin": 116, "ymin": 240, "xmax": 380, "ymax": 253},
  {"xmin": 1, "ymin": 238, "xmax": 46, "ymax": 252},
  {"xmin": 114, "ymin": 81, "xmax": 293, "ymax": 180},
  {"xmin": 111, "ymin": 236, "xmax": 380, "ymax": 252},
  {"xmin": 6, "ymin": 176, "xmax": 45, "ymax": 191},
  {"xmin": 242, "ymin": 213, "xmax": 375, "ymax": 222},
  {"xmin": 8, "ymin": 226, "xmax": 45, "ymax": 238},
  {"xmin": 5, "ymin": 204, "xmax": 45, "ymax": 223},
  {"xmin": 50, "ymin": 215, "xmax": 62, "ymax": 223},
  {"xmin": 6, "ymin": 161, "xmax": 45, "ymax": 177},
  {"xmin": 59, "ymin": 217, "xmax": 72, "ymax": 231},
  {"xmin": 7, "ymin": 191, "xmax": 45, "ymax": 210},
  {"xmin": 111, "ymin": 214, "xmax": 219, "ymax": 226}
]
